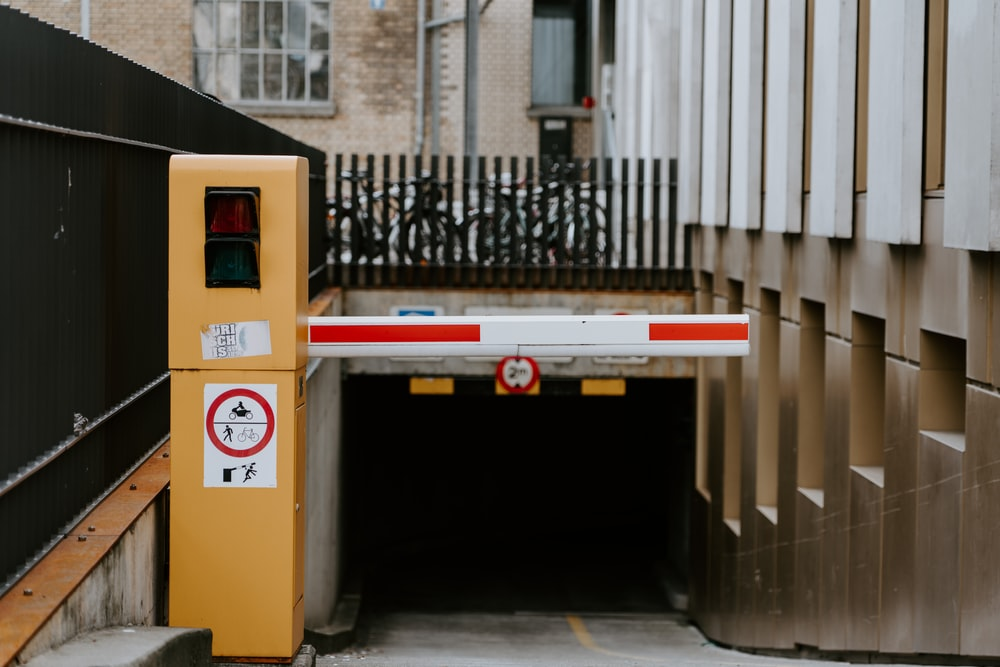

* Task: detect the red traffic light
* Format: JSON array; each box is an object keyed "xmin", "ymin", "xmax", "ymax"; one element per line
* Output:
[{"xmin": 206, "ymin": 189, "xmax": 259, "ymax": 234}]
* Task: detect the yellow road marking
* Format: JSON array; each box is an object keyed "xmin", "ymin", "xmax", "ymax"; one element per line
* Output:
[{"xmin": 565, "ymin": 614, "xmax": 659, "ymax": 663}]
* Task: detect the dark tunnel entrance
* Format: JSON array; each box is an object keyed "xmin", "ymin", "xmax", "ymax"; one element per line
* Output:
[{"xmin": 342, "ymin": 375, "xmax": 695, "ymax": 615}]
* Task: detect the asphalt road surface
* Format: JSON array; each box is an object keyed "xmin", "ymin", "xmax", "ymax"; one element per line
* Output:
[{"xmin": 313, "ymin": 541, "xmax": 965, "ymax": 667}]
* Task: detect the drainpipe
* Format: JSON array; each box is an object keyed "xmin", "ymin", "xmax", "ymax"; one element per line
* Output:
[
  {"xmin": 464, "ymin": 0, "xmax": 479, "ymax": 179},
  {"xmin": 415, "ymin": 0, "xmax": 426, "ymax": 157},
  {"xmin": 430, "ymin": 0, "xmax": 442, "ymax": 154},
  {"xmin": 80, "ymin": 0, "xmax": 90, "ymax": 39}
]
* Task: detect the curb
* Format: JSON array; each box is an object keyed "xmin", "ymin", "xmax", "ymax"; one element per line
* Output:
[
  {"xmin": 22, "ymin": 626, "xmax": 212, "ymax": 667},
  {"xmin": 303, "ymin": 592, "xmax": 362, "ymax": 655}
]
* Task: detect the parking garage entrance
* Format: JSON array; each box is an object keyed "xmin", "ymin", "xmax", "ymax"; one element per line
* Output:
[{"xmin": 341, "ymin": 374, "xmax": 694, "ymax": 615}]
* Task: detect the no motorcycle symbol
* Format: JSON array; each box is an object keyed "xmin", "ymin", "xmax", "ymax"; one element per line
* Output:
[
  {"xmin": 204, "ymin": 384, "xmax": 277, "ymax": 488},
  {"xmin": 496, "ymin": 356, "xmax": 539, "ymax": 394}
]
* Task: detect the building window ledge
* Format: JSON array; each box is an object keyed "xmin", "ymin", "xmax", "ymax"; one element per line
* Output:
[{"xmin": 527, "ymin": 105, "xmax": 592, "ymax": 120}]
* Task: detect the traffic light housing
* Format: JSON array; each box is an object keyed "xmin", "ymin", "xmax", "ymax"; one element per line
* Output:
[
  {"xmin": 168, "ymin": 155, "xmax": 308, "ymax": 372},
  {"xmin": 168, "ymin": 155, "xmax": 308, "ymax": 659},
  {"xmin": 204, "ymin": 187, "xmax": 261, "ymax": 288}
]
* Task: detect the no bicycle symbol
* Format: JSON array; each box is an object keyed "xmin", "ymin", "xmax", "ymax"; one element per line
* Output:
[{"xmin": 204, "ymin": 384, "xmax": 277, "ymax": 488}]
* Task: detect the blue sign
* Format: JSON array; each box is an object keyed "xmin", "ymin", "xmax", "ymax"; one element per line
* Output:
[
  {"xmin": 370, "ymin": 0, "xmax": 385, "ymax": 9},
  {"xmin": 391, "ymin": 306, "xmax": 442, "ymax": 317}
]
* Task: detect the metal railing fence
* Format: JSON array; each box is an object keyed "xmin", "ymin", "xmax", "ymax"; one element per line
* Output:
[
  {"xmin": 328, "ymin": 154, "xmax": 690, "ymax": 291},
  {"xmin": 0, "ymin": 6, "xmax": 327, "ymax": 596}
]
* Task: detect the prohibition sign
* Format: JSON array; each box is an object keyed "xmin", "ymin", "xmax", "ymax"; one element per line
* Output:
[
  {"xmin": 496, "ymin": 356, "xmax": 540, "ymax": 394},
  {"xmin": 206, "ymin": 387, "xmax": 275, "ymax": 458}
]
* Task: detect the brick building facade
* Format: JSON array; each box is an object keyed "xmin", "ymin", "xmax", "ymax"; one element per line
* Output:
[{"xmin": 6, "ymin": 0, "xmax": 594, "ymax": 187}]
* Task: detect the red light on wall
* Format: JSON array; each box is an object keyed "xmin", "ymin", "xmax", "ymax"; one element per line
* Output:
[{"xmin": 582, "ymin": 95, "xmax": 596, "ymax": 109}]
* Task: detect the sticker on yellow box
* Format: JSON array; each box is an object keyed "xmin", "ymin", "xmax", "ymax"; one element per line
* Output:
[
  {"xmin": 204, "ymin": 383, "xmax": 277, "ymax": 487},
  {"xmin": 201, "ymin": 320, "xmax": 272, "ymax": 360}
]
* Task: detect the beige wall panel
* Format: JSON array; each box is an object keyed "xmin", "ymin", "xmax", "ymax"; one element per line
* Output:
[
  {"xmin": 846, "ymin": 467, "xmax": 883, "ymax": 651},
  {"xmin": 698, "ymin": 228, "xmax": 715, "ymax": 279},
  {"xmin": 831, "ymin": 201, "xmax": 867, "ymax": 339},
  {"xmin": 753, "ymin": 509, "xmax": 778, "ymax": 648},
  {"xmin": 808, "ymin": 0, "xmax": 857, "ymax": 239},
  {"xmin": 735, "ymin": 541, "xmax": 756, "ymax": 648},
  {"xmin": 819, "ymin": 337, "xmax": 851, "ymax": 650},
  {"xmin": 918, "ymin": 198, "xmax": 969, "ymax": 343},
  {"xmin": 706, "ymin": 506, "xmax": 726, "ymax": 640},
  {"xmin": 960, "ymin": 386, "xmax": 1000, "ymax": 656},
  {"xmin": 888, "ymin": 245, "xmax": 918, "ymax": 360},
  {"xmin": 773, "ymin": 322, "xmax": 800, "ymax": 647},
  {"xmin": 723, "ymin": 230, "xmax": 753, "ymax": 292},
  {"xmin": 943, "ymin": 0, "xmax": 1000, "ymax": 251},
  {"xmin": 794, "ymin": 489, "xmax": 824, "ymax": 648},
  {"xmin": 763, "ymin": 0, "xmax": 806, "ymax": 234},
  {"xmin": 757, "ymin": 232, "xmax": 786, "ymax": 295},
  {"xmin": 689, "ymin": 491, "xmax": 712, "ymax": 628},
  {"xmin": 819, "ymin": 337, "xmax": 851, "ymax": 649},
  {"xmin": 879, "ymin": 358, "xmax": 919, "ymax": 652},
  {"xmin": 850, "ymin": 235, "xmax": 891, "ymax": 324},
  {"xmin": 780, "ymin": 237, "xmax": 800, "ymax": 321},
  {"xmin": 967, "ymin": 253, "xmax": 991, "ymax": 385},
  {"xmin": 865, "ymin": 0, "xmax": 925, "ymax": 245},
  {"xmin": 706, "ymin": 363, "xmax": 727, "ymax": 633},
  {"xmin": 700, "ymin": 0, "xmax": 733, "ymax": 227},
  {"xmin": 737, "ymin": 309, "xmax": 761, "ymax": 648},
  {"xmin": 717, "ymin": 521, "xmax": 743, "ymax": 647},
  {"xmin": 728, "ymin": 0, "xmax": 765, "ymax": 231},
  {"xmin": 914, "ymin": 431, "xmax": 964, "ymax": 655},
  {"xmin": 705, "ymin": 295, "xmax": 730, "ymax": 635},
  {"xmin": 678, "ymin": 0, "xmax": 704, "ymax": 226},
  {"xmin": 994, "ymin": 256, "xmax": 1000, "ymax": 386}
]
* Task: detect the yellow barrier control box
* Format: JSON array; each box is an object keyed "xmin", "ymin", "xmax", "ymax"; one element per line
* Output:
[{"xmin": 167, "ymin": 155, "xmax": 308, "ymax": 660}]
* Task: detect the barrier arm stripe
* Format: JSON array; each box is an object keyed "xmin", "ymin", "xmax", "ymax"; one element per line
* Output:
[
  {"xmin": 649, "ymin": 321, "xmax": 749, "ymax": 341},
  {"xmin": 308, "ymin": 315, "xmax": 750, "ymax": 358},
  {"xmin": 309, "ymin": 322, "xmax": 481, "ymax": 344}
]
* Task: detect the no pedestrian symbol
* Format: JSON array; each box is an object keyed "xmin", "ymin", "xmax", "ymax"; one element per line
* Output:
[{"xmin": 204, "ymin": 384, "xmax": 277, "ymax": 488}]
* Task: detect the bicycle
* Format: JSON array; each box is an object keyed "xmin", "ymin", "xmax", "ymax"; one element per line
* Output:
[{"xmin": 237, "ymin": 427, "xmax": 259, "ymax": 443}]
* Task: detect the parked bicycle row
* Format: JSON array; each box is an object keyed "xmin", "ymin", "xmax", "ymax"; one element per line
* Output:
[{"xmin": 327, "ymin": 154, "xmax": 679, "ymax": 270}]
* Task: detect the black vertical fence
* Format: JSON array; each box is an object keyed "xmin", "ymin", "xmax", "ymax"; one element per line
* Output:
[
  {"xmin": 0, "ymin": 6, "xmax": 327, "ymax": 597},
  {"xmin": 328, "ymin": 154, "xmax": 690, "ymax": 291}
]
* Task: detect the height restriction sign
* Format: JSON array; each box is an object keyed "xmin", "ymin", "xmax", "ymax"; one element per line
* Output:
[{"xmin": 204, "ymin": 384, "xmax": 277, "ymax": 488}]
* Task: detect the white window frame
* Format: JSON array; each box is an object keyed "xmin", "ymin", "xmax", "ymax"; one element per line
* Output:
[{"xmin": 193, "ymin": 0, "xmax": 333, "ymax": 116}]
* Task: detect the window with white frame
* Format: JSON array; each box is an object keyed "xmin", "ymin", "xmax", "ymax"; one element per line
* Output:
[{"xmin": 193, "ymin": 0, "xmax": 331, "ymax": 112}]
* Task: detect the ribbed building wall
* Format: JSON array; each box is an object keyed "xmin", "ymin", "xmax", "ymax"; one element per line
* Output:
[{"xmin": 682, "ymin": 0, "xmax": 1000, "ymax": 660}]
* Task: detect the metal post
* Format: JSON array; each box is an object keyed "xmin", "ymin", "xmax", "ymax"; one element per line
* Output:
[
  {"xmin": 464, "ymin": 0, "xmax": 479, "ymax": 182},
  {"xmin": 415, "ymin": 0, "xmax": 426, "ymax": 157}
]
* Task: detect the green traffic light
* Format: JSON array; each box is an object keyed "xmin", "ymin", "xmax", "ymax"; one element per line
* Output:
[{"xmin": 205, "ymin": 239, "xmax": 260, "ymax": 288}]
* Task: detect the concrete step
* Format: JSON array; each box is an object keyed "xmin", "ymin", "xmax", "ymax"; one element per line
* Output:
[{"xmin": 24, "ymin": 627, "xmax": 212, "ymax": 667}]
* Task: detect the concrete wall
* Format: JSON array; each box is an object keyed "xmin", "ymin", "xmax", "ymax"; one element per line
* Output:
[
  {"xmin": 303, "ymin": 293, "xmax": 345, "ymax": 632},
  {"xmin": 4, "ymin": 291, "xmax": 347, "ymax": 664},
  {"xmin": 685, "ymin": 0, "xmax": 1000, "ymax": 660},
  {"xmin": 12, "ymin": 498, "xmax": 167, "ymax": 665}
]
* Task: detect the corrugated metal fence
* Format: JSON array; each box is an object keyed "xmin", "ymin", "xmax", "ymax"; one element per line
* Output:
[{"xmin": 0, "ymin": 6, "xmax": 328, "ymax": 597}]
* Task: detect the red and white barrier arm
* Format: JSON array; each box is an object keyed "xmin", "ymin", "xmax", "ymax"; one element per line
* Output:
[{"xmin": 307, "ymin": 314, "xmax": 749, "ymax": 358}]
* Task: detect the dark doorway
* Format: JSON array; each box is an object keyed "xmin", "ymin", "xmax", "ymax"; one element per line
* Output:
[
  {"xmin": 539, "ymin": 117, "xmax": 573, "ymax": 172},
  {"xmin": 341, "ymin": 375, "xmax": 694, "ymax": 614}
]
